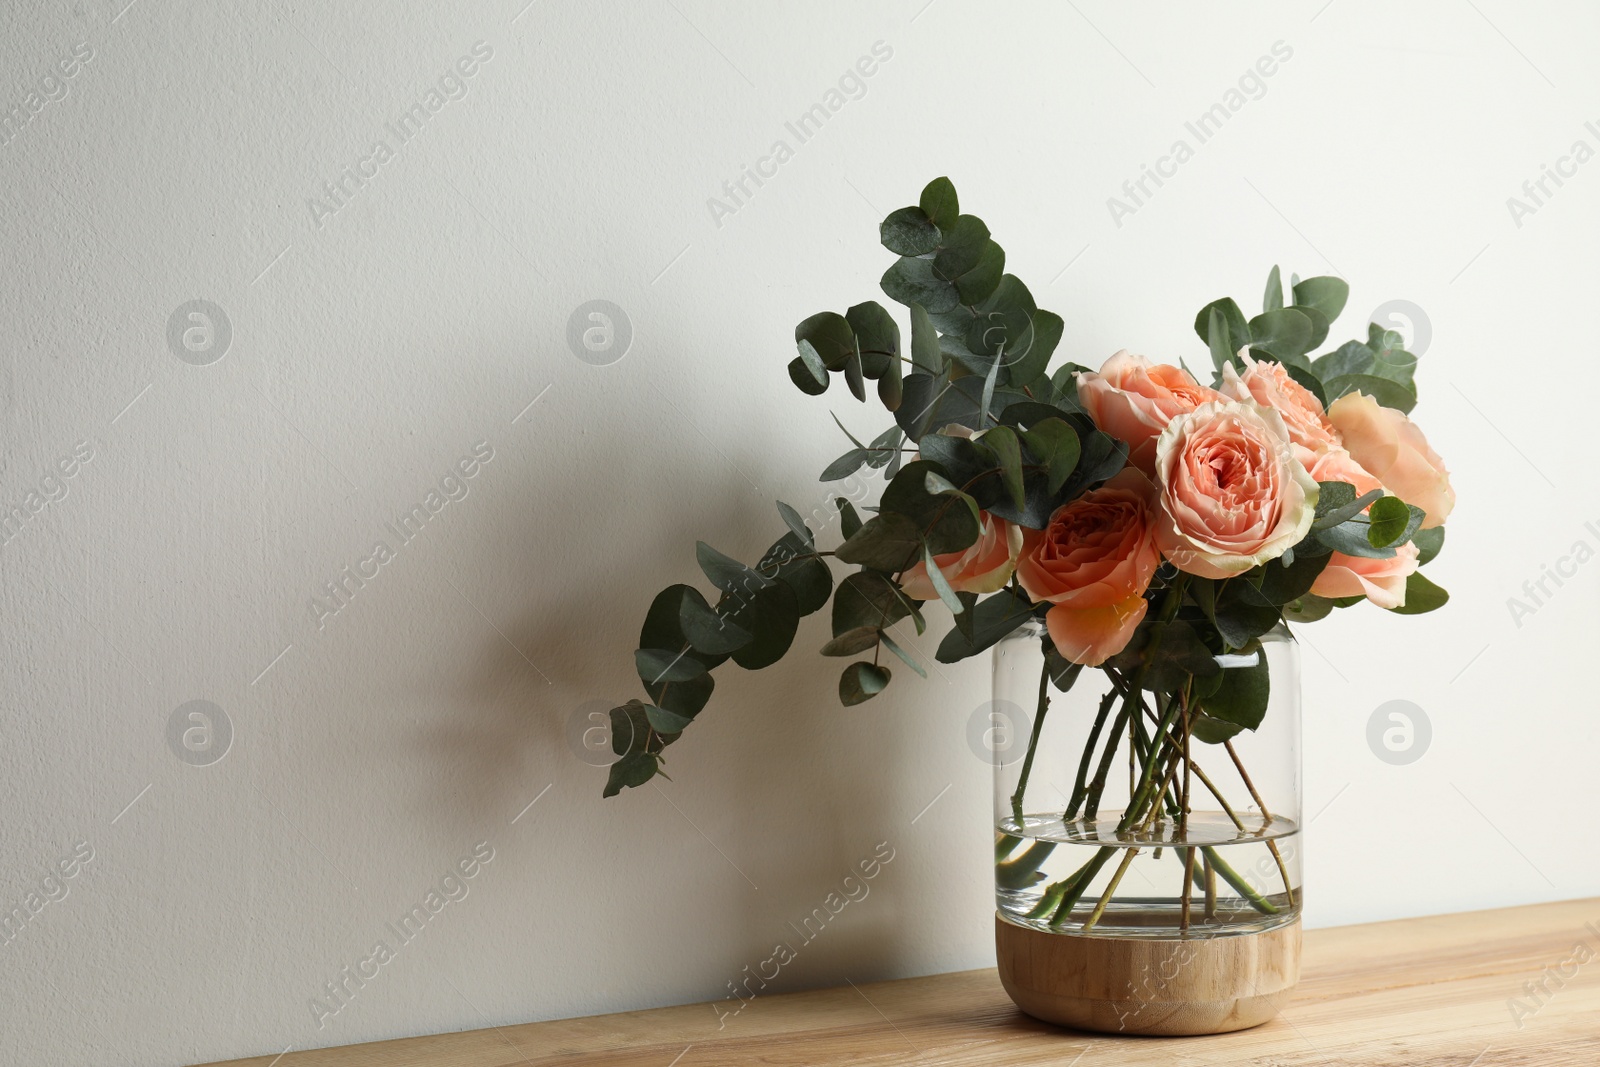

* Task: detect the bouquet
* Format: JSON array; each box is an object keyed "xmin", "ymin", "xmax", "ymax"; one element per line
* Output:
[{"xmin": 600, "ymin": 173, "xmax": 1455, "ymax": 897}]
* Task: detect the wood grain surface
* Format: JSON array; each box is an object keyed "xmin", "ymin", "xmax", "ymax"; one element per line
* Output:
[{"xmin": 195, "ymin": 897, "xmax": 1600, "ymax": 1066}]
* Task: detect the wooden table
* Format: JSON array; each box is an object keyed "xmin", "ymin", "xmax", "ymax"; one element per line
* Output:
[{"xmin": 200, "ymin": 898, "xmax": 1600, "ymax": 1066}]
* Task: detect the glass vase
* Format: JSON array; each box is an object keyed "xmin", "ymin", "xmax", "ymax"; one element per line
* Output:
[{"xmin": 990, "ymin": 620, "xmax": 1302, "ymax": 1035}]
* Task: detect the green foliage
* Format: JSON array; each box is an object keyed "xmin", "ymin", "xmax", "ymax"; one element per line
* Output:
[
  {"xmin": 1196, "ymin": 270, "xmax": 1353, "ymax": 376},
  {"xmin": 1390, "ymin": 571, "xmax": 1450, "ymax": 615},
  {"xmin": 1198, "ymin": 640, "xmax": 1270, "ymax": 732},
  {"xmin": 1412, "ymin": 526, "xmax": 1445, "ymax": 566},
  {"xmin": 1108, "ymin": 620, "xmax": 1221, "ymax": 693},
  {"xmin": 601, "ymin": 186, "xmax": 1452, "ymax": 798},
  {"xmin": 935, "ymin": 588, "xmax": 1038, "ymax": 663},
  {"xmin": 840, "ymin": 662, "xmax": 891, "ymax": 705}
]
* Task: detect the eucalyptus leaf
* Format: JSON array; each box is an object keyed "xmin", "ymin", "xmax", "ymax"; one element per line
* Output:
[
  {"xmin": 788, "ymin": 356, "xmax": 829, "ymax": 396},
  {"xmin": 1311, "ymin": 340, "xmax": 1375, "ymax": 382},
  {"xmin": 1019, "ymin": 417, "xmax": 1082, "ymax": 494},
  {"xmin": 644, "ymin": 669, "xmax": 714, "ymax": 721},
  {"xmin": 1322, "ymin": 373, "xmax": 1416, "ymax": 414},
  {"xmin": 843, "ymin": 346, "xmax": 866, "ymax": 401},
  {"xmin": 835, "ymin": 512, "xmax": 924, "ymax": 572},
  {"xmin": 776, "ymin": 500, "xmax": 813, "ymax": 547},
  {"xmin": 846, "ymin": 301, "xmax": 901, "ymax": 372},
  {"xmin": 1312, "ymin": 482, "xmax": 1384, "ymax": 530},
  {"xmin": 909, "ymin": 303, "xmax": 943, "ymax": 375},
  {"xmin": 880, "ymin": 206, "xmax": 939, "ymax": 257},
  {"xmin": 1006, "ymin": 309, "xmax": 1063, "ymax": 387},
  {"xmin": 602, "ymin": 751, "xmax": 659, "ymax": 797},
  {"xmin": 1122, "ymin": 620, "xmax": 1221, "ymax": 692},
  {"xmin": 1247, "ymin": 308, "xmax": 1313, "ymax": 363},
  {"xmin": 1198, "ymin": 640, "xmax": 1269, "ymax": 730},
  {"xmin": 820, "ymin": 448, "xmax": 869, "ymax": 482},
  {"xmin": 921, "ymin": 542, "xmax": 964, "ymax": 614},
  {"xmin": 1294, "ymin": 304, "xmax": 1330, "ymax": 351},
  {"xmin": 881, "ymin": 460, "xmax": 981, "ymax": 556},
  {"xmin": 1236, "ymin": 551, "xmax": 1330, "ymax": 607},
  {"xmin": 978, "ymin": 425, "xmax": 1026, "ymax": 510},
  {"xmin": 1281, "ymin": 594, "xmax": 1335, "ymax": 623},
  {"xmin": 759, "ymin": 531, "xmax": 832, "ymax": 616},
  {"xmin": 1191, "ymin": 713, "xmax": 1246, "ymax": 745},
  {"xmin": 821, "ymin": 626, "xmax": 882, "ymax": 657},
  {"xmin": 1206, "ymin": 307, "xmax": 1235, "ymax": 375},
  {"xmin": 1195, "ymin": 297, "xmax": 1249, "ymax": 352},
  {"xmin": 1315, "ymin": 519, "xmax": 1398, "ymax": 559},
  {"xmin": 1366, "ymin": 495, "xmax": 1414, "ymax": 548},
  {"xmin": 1390, "ymin": 571, "xmax": 1449, "ymax": 615},
  {"xmin": 839, "ymin": 662, "xmax": 891, "ymax": 706},
  {"xmin": 644, "ymin": 704, "xmax": 694, "ymax": 735},
  {"xmin": 836, "ymin": 497, "xmax": 863, "ymax": 540},
  {"xmin": 919, "ymin": 176, "xmax": 959, "ymax": 229},
  {"xmin": 725, "ymin": 581, "xmax": 800, "ymax": 670},
  {"xmin": 1292, "ymin": 276, "xmax": 1349, "ymax": 322},
  {"xmin": 635, "ymin": 647, "xmax": 707, "ymax": 685},
  {"xmin": 1212, "ymin": 591, "xmax": 1281, "ymax": 649},
  {"xmin": 932, "ymin": 214, "xmax": 992, "ymax": 280},
  {"xmin": 833, "ymin": 571, "xmax": 912, "ymax": 636},
  {"xmin": 881, "ymin": 256, "xmax": 960, "ymax": 314},
  {"xmin": 1412, "ymin": 526, "xmax": 1445, "ymax": 566},
  {"xmin": 678, "ymin": 586, "xmax": 754, "ymax": 656},
  {"xmin": 794, "ymin": 339, "xmax": 829, "ymax": 385},
  {"xmin": 878, "ymin": 629, "xmax": 928, "ymax": 678},
  {"xmin": 935, "ymin": 588, "xmax": 1036, "ymax": 663},
  {"xmin": 696, "ymin": 541, "xmax": 773, "ymax": 597},
  {"xmin": 794, "ymin": 312, "xmax": 855, "ymax": 371}
]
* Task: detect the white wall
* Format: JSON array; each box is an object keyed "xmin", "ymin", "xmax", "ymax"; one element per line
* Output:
[{"xmin": 2, "ymin": 1, "xmax": 1596, "ymax": 1063}]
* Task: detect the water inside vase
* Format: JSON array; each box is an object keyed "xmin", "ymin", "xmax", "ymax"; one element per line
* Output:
[{"xmin": 995, "ymin": 810, "xmax": 1301, "ymax": 938}]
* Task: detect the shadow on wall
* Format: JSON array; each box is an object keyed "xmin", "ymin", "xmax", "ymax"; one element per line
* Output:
[{"xmin": 417, "ymin": 343, "xmax": 931, "ymax": 1002}]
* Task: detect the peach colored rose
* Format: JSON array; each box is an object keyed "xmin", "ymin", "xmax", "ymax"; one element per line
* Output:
[
  {"xmin": 1326, "ymin": 392, "xmax": 1454, "ymax": 529},
  {"xmin": 1153, "ymin": 400, "xmax": 1319, "ymax": 579},
  {"xmin": 1076, "ymin": 351, "xmax": 1225, "ymax": 472},
  {"xmin": 1306, "ymin": 449, "xmax": 1420, "ymax": 608},
  {"xmin": 1220, "ymin": 354, "xmax": 1341, "ymax": 466},
  {"xmin": 1308, "ymin": 447, "xmax": 1383, "ymax": 497},
  {"xmin": 1016, "ymin": 469, "xmax": 1160, "ymax": 666},
  {"xmin": 1311, "ymin": 541, "xmax": 1419, "ymax": 609},
  {"xmin": 900, "ymin": 513, "xmax": 1020, "ymax": 601}
]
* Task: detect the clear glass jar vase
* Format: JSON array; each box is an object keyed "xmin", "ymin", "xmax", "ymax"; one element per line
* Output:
[{"xmin": 991, "ymin": 621, "xmax": 1301, "ymax": 940}]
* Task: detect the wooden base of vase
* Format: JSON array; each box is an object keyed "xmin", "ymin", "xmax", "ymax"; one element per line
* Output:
[{"xmin": 995, "ymin": 914, "xmax": 1300, "ymax": 1036}]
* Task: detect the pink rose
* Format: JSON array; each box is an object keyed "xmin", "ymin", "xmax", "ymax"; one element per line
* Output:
[
  {"xmin": 1306, "ymin": 449, "xmax": 1419, "ymax": 608},
  {"xmin": 1308, "ymin": 447, "xmax": 1384, "ymax": 495},
  {"xmin": 1076, "ymin": 351, "xmax": 1225, "ymax": 472},
  {"xmin": 1153, "ymin": 400, "xmax": 1319, "ymax": 579},
  {"xmin": 900, "ymin": 513, "xmax": 1020, "ymax": 600},
  {"xmin": 1016, "ymin": 469, "xmax": 1160, "ymax": 666},
  {"xmin": 1220, "ymin": 354, "xmax": 1341, "ymax": 466},
  {"xmin": 1326, "ymin": 392, "xmax": 1455, "ymax": 529},
  {"xmin": 1311, "ymin": 541, "xmax": 1420, "ymax": 609}
]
